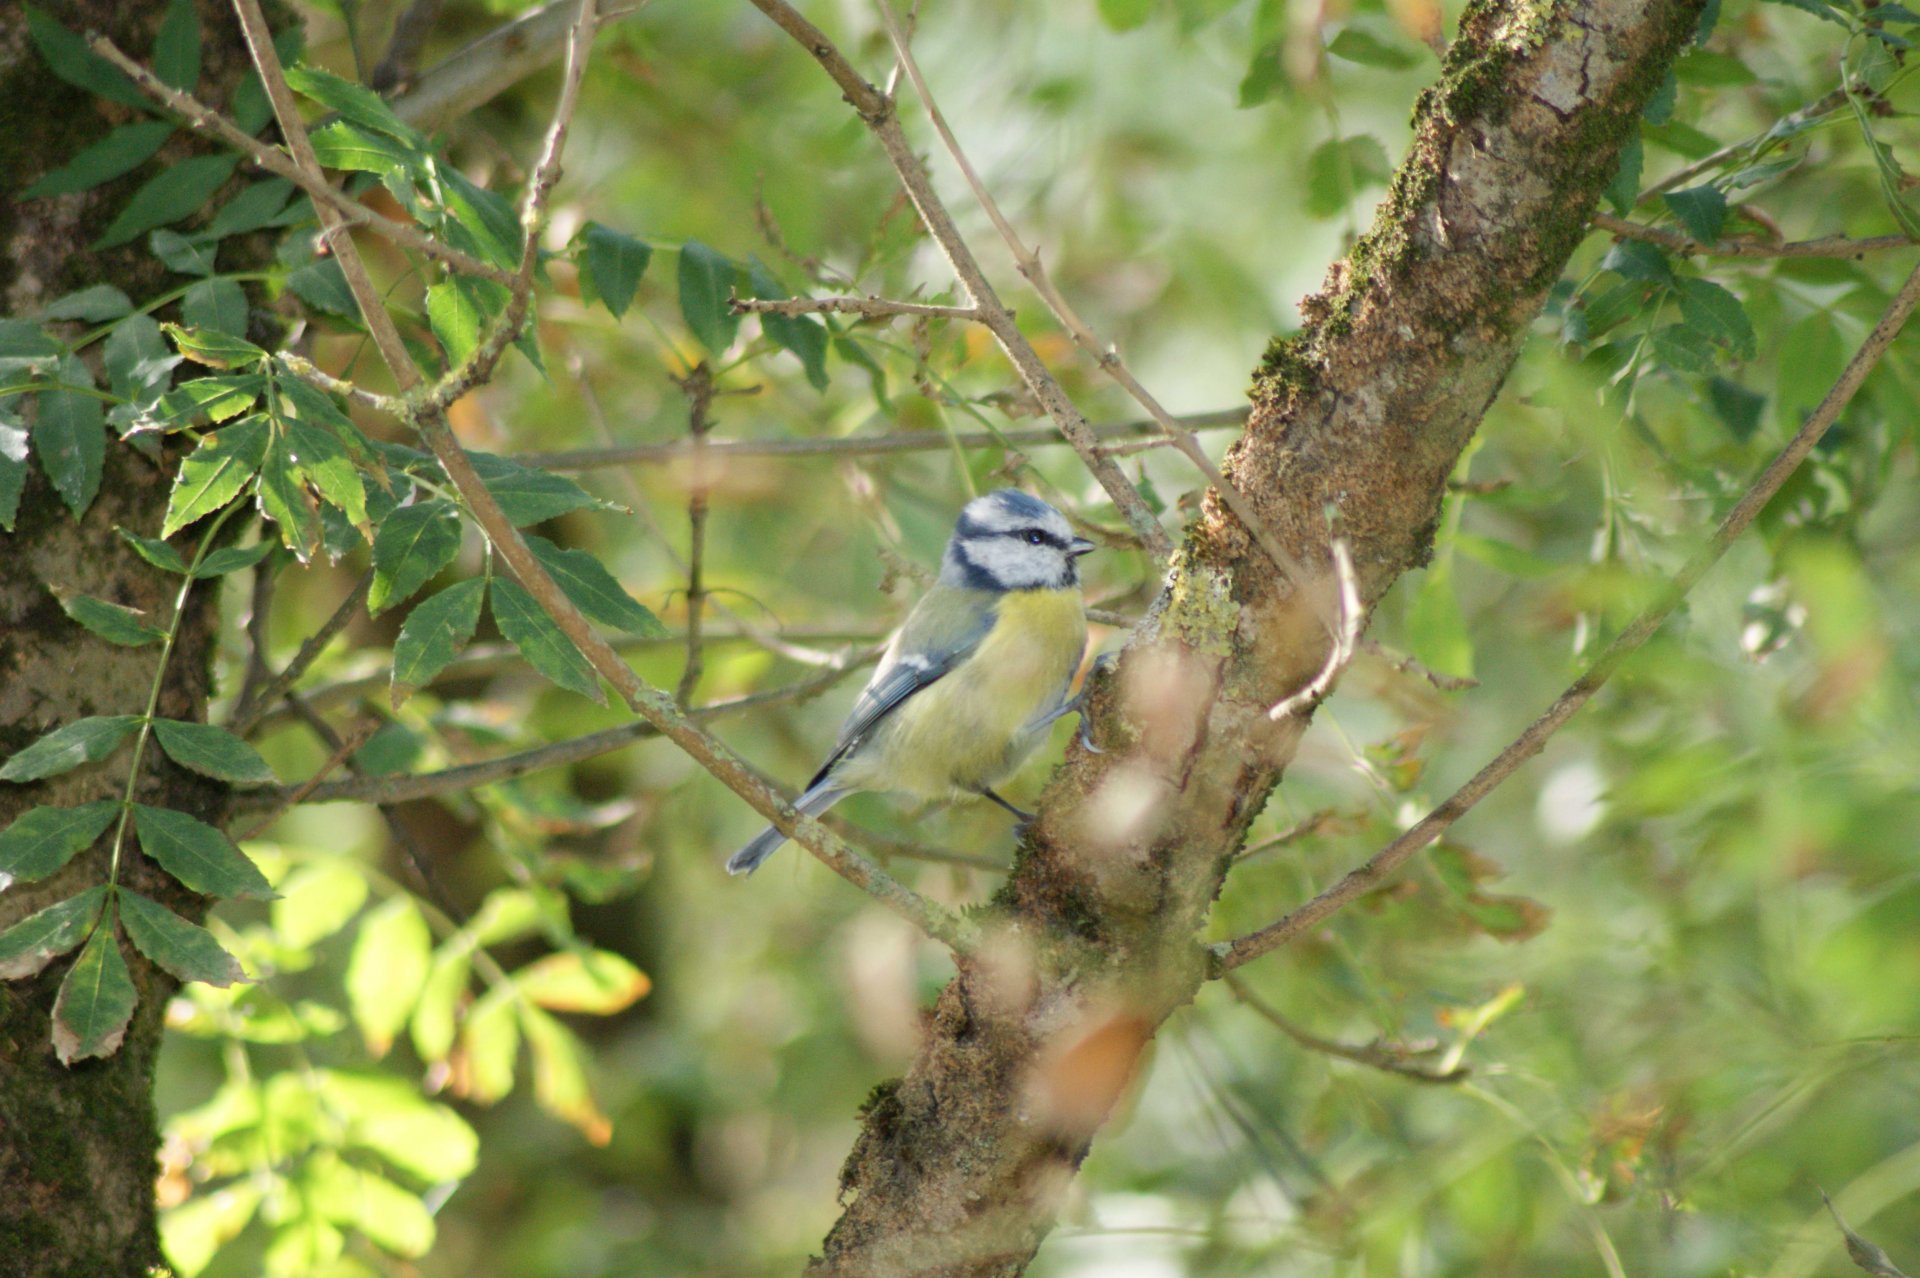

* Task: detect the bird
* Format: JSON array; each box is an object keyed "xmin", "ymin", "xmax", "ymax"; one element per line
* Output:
[{"xmin": 728, "ymin": 488, "xmax": 1095, "ymax": 875}]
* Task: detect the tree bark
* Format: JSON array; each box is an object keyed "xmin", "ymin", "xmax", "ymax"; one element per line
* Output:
[
  {"xmin": 812, "ymin": 0, "xmax": 1703, "ymax": 1272},
  {"xmin": 0, "ymin": 4, "xmax": 269, "ymax": 1272}
]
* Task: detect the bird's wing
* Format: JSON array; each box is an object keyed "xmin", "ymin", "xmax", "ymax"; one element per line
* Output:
[{"xmin": 806, "ymin": 591, "xmax": 996, "ymax": 787}]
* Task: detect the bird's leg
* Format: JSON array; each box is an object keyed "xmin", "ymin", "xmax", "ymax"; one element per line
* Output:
[
  {"xmin": 1035, "ymin": 652, "xmax": 1119, "ymax": 754},
  {"xmin": 978, "ymin": 787, "xmax": 1037, "ymax": 830}
]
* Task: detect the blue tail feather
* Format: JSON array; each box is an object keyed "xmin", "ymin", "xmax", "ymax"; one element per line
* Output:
[{"xmin": 726, "ymin": 782, "xmax": 849, "ymax": 875}]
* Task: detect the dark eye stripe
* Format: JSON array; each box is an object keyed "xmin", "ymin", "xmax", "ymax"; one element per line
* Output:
[{"xmin": 1001, "ymin": 527, "xmax": 1065, "ymax": 549}]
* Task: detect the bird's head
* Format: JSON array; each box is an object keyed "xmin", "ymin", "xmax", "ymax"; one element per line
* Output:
[{"xmin": 939, "ymin": 489, "xmax": 1096, "ymax": 591}]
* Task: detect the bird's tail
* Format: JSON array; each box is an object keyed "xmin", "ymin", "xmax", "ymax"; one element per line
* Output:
[{"xmin": 726, "ymin": 782, "xmax": 849, "ymax": 876}]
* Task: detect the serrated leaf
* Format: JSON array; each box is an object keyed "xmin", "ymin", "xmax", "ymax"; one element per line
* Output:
[
  {"xmin": 163, "ymin": 416, "xmax": 268, "ymax": 536},
  {"xmin": 310, "ymin": 119, "xmax": 419, "ymax": 177},
  {"xmin": 1661, "ymin": 185, "xmax": 1727, "ymax": 244},
  {"xmin": 96, "ymin": 154, "xmax": 239, "ymax": 249},
  {"xmin": 346, "ymin": 896, "xmax": 432, "ymax": 1057},
  {"xmin": 748, "ymin": 259, "xmax": 829, "ymax": 391},
  {"xmin": 102, "ymin": 318, "xmax": 176, "ymax": 406},
  {"xmin": 192, "ymin": 541, "xmax": 274, "ymax": 579},
  {"xmin": 284, "ymin": 64, "xmax": 424, "ymax": 145},
  {"xmin": 678, "ymin": 241, "xmax": 741, "ymax": 354},
  {"xmin": 0, "ymin": 717, "xmax": 141, "ymax": 783},
  {"xmin": 1677, "ymin": 277, "xmax": 1756, "ymax": 359},
  {"xmin": 0, "ymin": 886, "xmax": 106, "ymax": 980},
  {"xmin": 0, "ymin": 420, "xmax": 27, "ymax": 531},
  {"xmin": 426, "ymin": 279, "xmax": 485, "ymax": 368},
  {"xmin": 525, "ymin": 535, "xmax": 664, "ymax": 635},
  {"xmin": 132, "ymin": 803, "xmax": 274, "ymax": 899},
  {"xmin": 118, "ymin": 888, "xmax": 245, "ymax": 986},
  {"xmin": 281, "ymin": 419, "xmax": 366, "ymax": 535},
  {"xmin": 182, "ymin": 279, "xmax": 249, "ymax": 339},
  {"xmin": 44, "ymin": 284, "xmax": 132, "ymax": 323},
  {"xmin": 153, "ymin": 719, "xmax": 276, "ymax": 785},
  {"xmin": 36, "ymin": 359, "xmax": 106, "ymax": 517},
  {"xmin": 143, "ymin": 375, "xmax": 263, "ymax": 435},
  {"xmin": 116, "ymin": 527, "xmax": 189, "ymax": 574},
  {"xmin": 1651, "ymin": 322, "xmax": 1717, "ymax": 373},
  {"xmin": 0, "ymin": 319, "xmax": 64, "ymax": 375},
  {"xmin": 53, "ymin": 921, "xmax": 137, "ymax": 1063},
  {"xmin": 154, "ymin": 0, "xmax": 201, "ymax": 91},
  {"xmin": 436, "ymin": 166, "xmax": 522, "ymax": 270},
  {"xmin": 519, "ymin": 1005, "xmax": 612, "ymax": 1144},
  {"xmin": 1604, "ymin": 134, "xmax": 1643, "ymax": 216},
  {"xmin": 148, "ymin": 229, "xmax": 219, "ymax": 277},
  {"xmin": 490, "ymin": 577, "xmax": 603, "ymax": 703},
  {"xmin": 1599, "ymin": 238, "xmax": 1672, "ymax": 283},
  {"xmin": 513, "ymin": 949, "xmax": 650, "ymax": 1015},
  {"xmin": 256, "ymin": 428, "xmax": 321, "ymax": 561},
  {"xmin": 465, "ymin": 451, "xmax": 599, "ymax": 526},
  {"xmin": 57, "ymin": 593, "xmax": 165, "ymax": 647},
  {"xmin": 369, "ymin": 499, "xmax": 462, "ymax": 613},
  {"xmin": 0, "ymin": 801, "xmax": 119, "ymax": 885},
  {"xmin": 26, "ymin": 6, "xmax": 146, "ymax": 108},
  {"xmin": 22, "ymin": 119, "xmax": 174, "ymax": 200},
  {"xmin": 163, "ymin": 321, "xmax": 265, "ymax": 372},
  {"xmin": 391, "ymin": 578, "xmax": 485, "ymax": 704},
  {"xmin": 285, "ymin": 258, "xmax": 359, "ymax": 320},
  {"xmin": 1326, "ymin": 24, "xmax": 1423, "ymax": 68},
  {"xmin": 206, "ymin": 177, "xmax": 293, "ymax": 237},
  {"xmin": 580, "ymin": 223, "xmax": 652, "ymax": 319}
]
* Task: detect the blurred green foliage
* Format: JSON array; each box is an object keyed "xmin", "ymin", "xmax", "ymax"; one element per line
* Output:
[{"xmin": 30, "ymin": 0, "xmax": 1906, "ymax": 1271}]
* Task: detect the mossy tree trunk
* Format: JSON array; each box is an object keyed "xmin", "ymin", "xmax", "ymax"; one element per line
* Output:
[
  {"xmin": 811, "ymin": 0, "xmax": 1704, "ymax": 1273},
  {"xmin": 0, "ymin": 3, "xmax": 271, "ymax": 1272}
]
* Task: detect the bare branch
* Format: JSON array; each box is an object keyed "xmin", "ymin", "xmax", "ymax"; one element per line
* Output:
[
  {"xmin": 1225, "ymin": 973, "xmax": 1469, "ymax": 1084},
  {"xmin": 1215, "ymin": 257, "xmax": 1920, "ymax": 975},
  {"xmin": 745, "ymin": 0, "xmax": 1174, "ymax": 559},
  {"xmin": 370, "ymin": 0, "xmax": 445, "ymax": 91},
  {"xmin": 234, "ymin": 714, "xmax": 381, "ymax": 840},
  {"xmin": 517, "ymin": 408, "xmax": 1247, "ymax": 470},
  {"xmin": 675, "ymin": 364, "xmax": 717, "ymax": 706},
  {"xmin": 230, "ymin": 571, "xmax": 373, "ymax": 737},
  {"xmin": 1591, "ymin": 211, "xmax": 1915, "ymax": 260},
  {"xmin": 731, "ymin": 293, "xmax": 982, "ymax": 321},
  {"xmin": 390, "ymin": 0, "xmax": 638, "ymax": 131},
  {"xmin": 1357, "ymin": 638, "xmax": 1479, "ymax": 691},
  {"xmin": 90, "ymin": 35, "xmax": 515, "ymax": 287},
  {"xmin": 276, "ymin": 352, "xmax": 402, "ymax": 414}
]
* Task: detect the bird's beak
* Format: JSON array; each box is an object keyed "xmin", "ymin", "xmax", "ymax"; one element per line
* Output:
[{"xmin": 1069, "ymin": 537, "xmax": 1096, "ymax": 557}]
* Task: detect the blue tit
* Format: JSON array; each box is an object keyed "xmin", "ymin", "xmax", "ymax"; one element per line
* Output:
[{"xmin": 728, "ymin": 488, "xmax": 1096, "ymax": 875}]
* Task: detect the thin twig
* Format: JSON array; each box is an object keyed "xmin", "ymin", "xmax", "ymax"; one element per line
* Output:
[
  {"xmin": 1357, "ymin": 638, "xmax": 1478, "ymax": 691},
  {"xmin": 745, "ymin": 0, "xmax": 1173, "ymax": 560},
  {"xmin": 731, "ymin": 294, "xmax": 983, "ymax": 321},
  {"xmin": 229, "ymin": 571, "xmax": 373, "ymax": 737},
  {"xmin": 1591, "ymin": 211, "xmax": 1915, "ymax": 260},
  {"xmin": 234, "ymin": 714, "xmax": 382, "ymax": 840},
  {"xmin": 91, "ymin": 36, "xmax": 514, "ymax": 287},
  {"xmin": 1231, "ymin": 808, "xmax": 1343, "ymax": 864},
  {"xmin": 1214, "ymin": 257, "xmax": 1920, "ymax": 974},
  {"xmin": 232, "ymin": 555, "xmax": 278, "ymax": 727},
  {"xmin": 390, "ymin": 0, "xmax": 638, "ymax": 132},
  {"xmin": 1225, "ymin": 973, "xmax": 1469, "ymax": 1084},
  {"xmin": 675, "ymin": 364, "xmax": 716, "ymax": 706},
  {"xmin": 1637, "ymin": 88, "xmax": 1847, "ymax": 202},
  {"xmin": 517, "ymin": 408, "xmax": 1247, "ymax": 470},
  {"xmin": 276, "ymin": 352, "xmax": 402, "ymax": 414}
]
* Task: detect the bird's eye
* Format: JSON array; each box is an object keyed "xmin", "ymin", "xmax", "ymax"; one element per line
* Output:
[{"xmin": 1025, "ymin": 530, "xmax": 1046, "ymax": 546}]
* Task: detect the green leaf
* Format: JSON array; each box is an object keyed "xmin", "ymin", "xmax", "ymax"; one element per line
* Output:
[
  {"xmin": 0, "ymin": 886, "xmax": 106, "ymax": 980},
  {"xmin": 160, "ymin": 1180, "xmax": 261, "ymax": 1278},
  {"xmin": 1326, "ymin": 24, "xmax": 1423, "ymax": 68},
  {"xmin": 1407, "ymin": 559, "xmax": 1473, "ymax": 679},
  {"xmin": 102, "ymin": 315, "xmax": 177, "ymax": 400},
  {"xmin": 44, "ymin": 284, "xmax": 133, "ymax": 323},
  {"xmin": 520, "ymin": 1005, "xmax": 611, "ymax": 1143},
  {"xmin": 1604, "ymin": 134, "xmax": 1643, "ymax": 216},
  {"xmin": 271, "ymin": 862, "xmax": 368, "ymax": 949},
  {"xmin": 285, "ymin": 258, "xmax": 359, "ymax": 320},
  {"xmin": 0, "ymin": 319, "xmax": 64, "ymax": 375},
  {"xmin": 154, "ymin": 0, "xmax": 201, "ymax": 91},
  {"xmin": 0, "ymin": 420, "xmax": 27, "ymax": 532},
  {"xmin": 1305, "ymin": 135, "xmax": 1392, "ymax": 218},
  {"xmin": 436, "ymin": 166, "xmax": 522, "ymax": 270},
  {"xmin": 1599, "ymin": 238, "xmax": 1672, "ymax": 283},
  {"xmin": 316, "ymin": 1070, "xmax": 478, "ymax": 1182},
  {"xmin": 53, "ymin": 921, "xmax": 137, "ymax": 1064},
  {"xmin": 1, "ymin": 717, "xmax": 141, "ymax": 783},
  {"xmin": 285, "ymin": 63, "xmax": 424, "ymax": 145},
  {"xmin": 206, "ymin": 177, "xmax": 294, "ymax": 237},
  {"xmin": 182, "ymin": 278, "xmax": 250, "ymax": 339},
  {"xmin": 580, "ymin": 223, "xmax": 652, "ymax": 318},
  {"xmin": 150, "ymin": 227, "xmax": 221, "ymax": 276},
  {"xmin": 192, "ymin": 541, "xmax": 274, "ymax": 579},
  {"xmin": 346, "ymin": 897, "xmax": 432, "ymax": 1057},
  {"xmin": 279, "ymin": 417, "xmax": 367, "ymax": 534},
  {"xmin": 118, "ymin": 888, "xmax": 245, "ymax": 986},
  {"xmin": 117, "ymin": 527, "xmax": 189, "ymax": 574},
  {"xmin": 1662, "ymin": 186, "xmax": 1727, "ymax": 245},
  {"xmin": 525, "ymin": 534, "xmax": 665, "ymax": 635},
  {"xmin": 142, "ymin": 375, "xmax": 264, "ymax": 435},
  {"xmin": 22, "ymin": 120, "xmax": 173, "ymax": 200},
  {"xmin": 256, "ymin": 428, "xmax": 322, "ymax": 561},
  {"xmin": 391, "ymin": 578, "xmax": 486, "ymax": 704},
  {"xmin": 96, "ymin": 154, "xmax": 240, "ymax": 249},
  {"xmin": 132, "ymin": 803, "xmax": 274, "ymax": 899},
  {"xmin": 1708, "ymin": 375, "xmax": 1766, "ymax": 441},
  {"xmin": 410, "ymin": 948, "xmax": 471, "ymax": 1063},
  {"xmin": 459, "ymin": 987, "xmax": 520, "ymax": 1102},
  {"xmin": 0, "ymin": 802, "xmax": 119, "ymax": 886},
  {"xmin": 513, "ymin": 949, "xmax": 651, "ymax": 1015},
  {"xmin": 1761, "ymin": 0, "xmax": 1850, "ymax": 24},
  {"xmin": 163, "ymin": 416, "xmax": 268, "ymax": 536},
  {"xmin": 58, "ymin": 593, "xmax": 166, "ymax": 647},
  {"xmin": 369, "ymin": 499, "xmax": 462, "ymax": 614},
  {"xmin": 35, "ymin": 363, "xmax": 107, "ymax": 516},
  {"xmin": 1651, "ymin": 322, "xmax": 1717, "ymax": 374},
  {"xmin": 748, "ymin": 259, "xmax": 829, "ymax": 391},
  {"xmin": 26, "ymin": 6, "xmax": 146, "ymax": 108},
  {"xmin": 303, "ymin": 1154, "xmax": 436, "ymax": 1257},
  {"xmin": 490, "ymin": 577, "xmax": 604, "ymax": 704},
  {"xmin": 426, "ymin": 279, "xmax": 486, "ymax": 368},
  {"xmin": 310, "ymin": 120, "xmax": 420, "ymax": 177},
  {"xmin": 1677, "ymin": 277, "xmax": 1756, "ymax": 359},
  {"xmin": 463, "ymin": 451, "xmax": 598, "ymax": 527},
  {"xmin": 677, "ymin": 241, "xmax": 741, "ymax": 354},
  {"xmin": 153, "ymin": 719, "xmax": 276, "ymax": 785},
  {"xmin": 1096, "ymin": 0, "xmax": 1158, "ymax": 29},
  {"xmin": 163, "ymin": 322, "xmax": 266, "ymax": 370}
]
